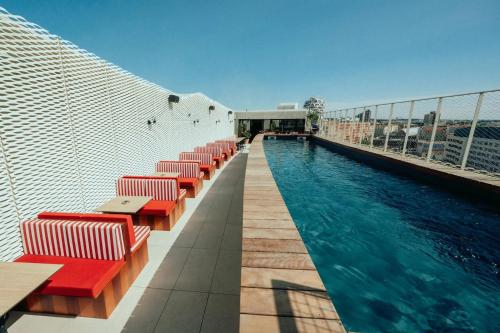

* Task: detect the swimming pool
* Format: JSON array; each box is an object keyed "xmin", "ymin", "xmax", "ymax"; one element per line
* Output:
[{"xmin": 264, "ymin": 139, "xmax": 499, "ymax": 333}]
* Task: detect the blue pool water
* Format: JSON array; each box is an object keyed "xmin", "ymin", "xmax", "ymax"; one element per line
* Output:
[{"xmin": 264, "ymin": 139, "xmax": 499, "ymax": 333}]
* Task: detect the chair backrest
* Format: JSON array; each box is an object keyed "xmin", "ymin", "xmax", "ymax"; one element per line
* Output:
[
  {"xmin": 156, "ymin": 161, "xmax": 201, "ymax": 178},
  {"xmin": 207, "ymin": 142, "xmax": 231, "ymax": 153},
  {"xmin": 117, "ymin": 177, "xmax": 179, "ymax": 201},
  {"xmin": 37, "ymin": 212, "xmax": 136, "ymax": 252},
  {"xmin": 20, "ymin": 218, "xmax": 126, "ymax": 261},
  {"xmin": 215, "ymin": 140, "xmax": 236, "ymax": 149},
  {"xmin": 195, "ymin": 146, "xmax": 223, "ymax": 158},
  {"xmin": 179, "ymin": 152, "xmax": 213, "ymax": 165}
]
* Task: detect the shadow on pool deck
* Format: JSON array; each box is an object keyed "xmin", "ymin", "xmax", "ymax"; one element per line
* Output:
[{"xmin": 123, "ymin": 153, "xmax": 248, "ymax": 333}]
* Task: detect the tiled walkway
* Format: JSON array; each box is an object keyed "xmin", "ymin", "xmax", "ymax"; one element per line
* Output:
[{"xmin": 123, "ymin": 153, "xmax": 247, "ymax": 333}]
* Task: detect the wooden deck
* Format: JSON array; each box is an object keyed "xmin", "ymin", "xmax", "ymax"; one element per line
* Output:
[{"xmin": 240, "ymin": 134, "xmax": 345, "ymax": 333}]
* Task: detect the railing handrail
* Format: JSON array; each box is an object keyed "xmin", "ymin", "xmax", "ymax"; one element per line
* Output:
[{"xmin": 325, "ymin": 88, "xmax": 500, "ymax": 114}]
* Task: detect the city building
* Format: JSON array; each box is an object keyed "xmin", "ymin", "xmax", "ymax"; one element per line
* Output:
[
  {"xmin": 424, "ymin": 111, "xmax": 436, "ymax": 125},
  {"xmin": 444, "ymin": 126, "xmax": 500, "ymax": 172},
  {"xmin": 416, "ymin": 125, "xmax": 447, "ymax": 159}
]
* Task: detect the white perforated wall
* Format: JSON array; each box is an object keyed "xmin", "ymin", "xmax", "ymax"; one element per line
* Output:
[{"xmin": 0, "ymin": 8, "xmax": 234, "ymax": 261}]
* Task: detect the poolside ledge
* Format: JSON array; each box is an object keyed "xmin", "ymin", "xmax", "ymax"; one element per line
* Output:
[{"xmin": 240, "ymin": 134, "xmax": 346, "ymax": 333}]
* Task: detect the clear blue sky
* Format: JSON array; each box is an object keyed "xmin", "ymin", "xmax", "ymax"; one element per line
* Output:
[{"xmin": 2, "ymin": 0, "xmax": 500, "ymax": 110}]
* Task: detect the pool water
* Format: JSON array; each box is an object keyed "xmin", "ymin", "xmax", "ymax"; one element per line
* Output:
[{"xmin": 264, "ymin": 139, "xmax": 499, "ymax": 333}]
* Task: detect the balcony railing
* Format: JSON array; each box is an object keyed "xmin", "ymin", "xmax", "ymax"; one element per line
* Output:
[{"xmin": 320, "ymin": 89, "xmax": 500, "ymax": 177}]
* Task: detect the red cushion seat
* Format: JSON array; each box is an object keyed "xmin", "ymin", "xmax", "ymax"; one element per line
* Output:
[
  {"xmin": 15, "ymin": 254, "xmax": 125, "ymax": 298},
  {"xmin": 139, "ymin": 200, "xmax": 176, "ymax": 216},
  {"xmin": 179, "ymin": 177, "xmax": 199, "ymax": 188}
]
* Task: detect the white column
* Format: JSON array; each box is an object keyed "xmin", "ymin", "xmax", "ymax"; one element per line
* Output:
[
  {"xmin": 426, "ymin": 97, "xmax": 443, "ymax": 162},
  {"xmin": 383, "ymin": 103, "xmax": 394, "ymax": 152},
  {"xmin": 402, "ymin": 101, "xmax": 415, "ymax": 156},
  {"xmin": 370, "ymin": 106, "xmax": 378, "ymax": 149},
  {"xmin": 460, "ymin": 92, "xmax": 484, "ymax": 169}
]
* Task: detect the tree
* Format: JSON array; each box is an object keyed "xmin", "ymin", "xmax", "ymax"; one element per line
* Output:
[{"xmin": 304, "ymin": 97, "xmax": 325, "ymax": 125}]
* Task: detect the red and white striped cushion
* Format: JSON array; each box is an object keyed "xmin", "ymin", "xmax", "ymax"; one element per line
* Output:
[
  {"xmin": 195, "ymin": 146, "xmax": 223, "ymax": 158},
  {"xmin": 156, "ymin": 161, "xmax": 201, "ymax": 179},
  {"xmin": 180, "ymin": 152, "xmax": 213, "ymax": 165},
  {"xmin": 180, "ymin": 189, "xmax": 187, "ymax": 199},
  {"xmin": 117, "ymin": 178, "xmax": 144, "ymax": 197},
  {"xmin": 131, "ymin": 225, "xmax": 150, "ymax": 253},
  {"xmin": 207, "ymin": 142, "xmax": 231, "ymax": 154},
  {"xmin": 20, "ymin": 219, "xmax": 126, "ymax": 261},
  {"xmin": 216, "ymin": 140, "xmax": 237, "ymax": 150},
  {"xmin": 144, "ymin": 178, "xmax": 179, "ymax": 201}
]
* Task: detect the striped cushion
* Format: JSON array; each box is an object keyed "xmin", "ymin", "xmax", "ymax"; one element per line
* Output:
[
  {"xmin": 116, "ymin": 177, "xmax": 144, "ymax": 197},
  {"xmin": 207, "ymin": 142, "xmax": 231, "ymax": 154},
  {"xmin": 156, "ymin": 161, "xmax": 201, "ymax": 179},
  {"xmin": 144, "ymin": 178, "xmax": 179, "ymax": 201},
  {"xmin": 215, "ymin": 140, "xmax": 237, "ymax": 150},
  {"xmin": 195, "ymin": 146, "xmax": 223, "ymax": 158},
  {"xmin": 180, "ymin": 152, "xmax": 213, "ymax": 165},
  {"xmin": 20, "ymin": 219, "xmax": 126, "ymax": 261},
  {"xmin": 180, "ymin": 189, "xmax": 187, "ymax": 199},
  {"xmin": 131, "ymin": 226, "xmax": 150, "ymax": 253},
  {"xmin": 117, "ymin": 177, "xmax": 179, "ymax": 201}
]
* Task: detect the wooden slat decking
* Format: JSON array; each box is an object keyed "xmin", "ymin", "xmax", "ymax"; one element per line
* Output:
[{"xmin": 240, "ymin": 134, "xmax": 346, "ymax": 333}]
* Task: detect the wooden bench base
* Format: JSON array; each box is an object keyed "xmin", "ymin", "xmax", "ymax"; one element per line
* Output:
[
  {"xmin": 184, "ymin": 180, "xmax": 203, "ymax": 198},
  {"xmin": 136, "ymin": 197, "xmax": 186, "ymax": 231},
  {"xmin": 203, "ymin": 168, "xmax": 215, "ymax": 180},
  {"xmin": 215, "ymin": 159, "xmax": 224, "ymax": 169},
  {"xmin": 23, "ymin": 242, "xmax": 149, "ymax": 319}
]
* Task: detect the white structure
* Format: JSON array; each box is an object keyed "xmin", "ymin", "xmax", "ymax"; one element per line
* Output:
[
  {"xmin": 277, "ymin": 102, "xmax": 299, "ymax": 110},
  {"xmin": 0, "ymin": 7, "xmax": 234, "ymax": 261}
]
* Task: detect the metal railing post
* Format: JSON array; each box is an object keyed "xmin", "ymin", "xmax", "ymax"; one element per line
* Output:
[
  {"xmin": 426, "ymin": 97, "xmax": 443, "ymax": 162},
  {"xmin": 370, "ymin": 105, "xmax": 378, "ymax": 149},
  {"xmin": 340, "ymin": 110, "xmax": 345, "ymax": 140},
  {"xmin": 350, "ymin": 109, "xmax": 356, "ymax": 144},
  {"xmin": 383, "ymin": 103, "xmax": 394, "ymax": 152},
  {"xmin": 359, "ymin": 107, "xmax": 366, "ymax": 146},
  {"xmin": 402, "ymin": 101, "xmax": 415, "ymax": 156},
  {"xmin": 460, "ymin": 92, "xmax": 484, "ymax": 169}
]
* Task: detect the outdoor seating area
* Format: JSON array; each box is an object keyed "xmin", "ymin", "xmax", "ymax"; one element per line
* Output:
[{"xmin": 5, "ymin": 138, "xmax": 240, "ymax": 323}]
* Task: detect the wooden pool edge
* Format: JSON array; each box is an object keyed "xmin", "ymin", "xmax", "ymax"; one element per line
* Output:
[{"xmin": 240, "ymin": 134, "xmax": 347, "ymax": 333}]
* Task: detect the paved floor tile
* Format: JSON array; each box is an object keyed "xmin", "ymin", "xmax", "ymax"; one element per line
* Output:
[
  {"xmin": 200, "ymin": 294, "xmax": 240, "ymax": 333},
  {"xmin": 210, "ymin": 250, "xmax": 242, "ymax": 295},
  {"xmin": 123, "ymin": 288, "xmax": 171, "ymax": 333},
  {"xmin": 154, "ymin": 290, "xmax": 208, "ymax": 333}
]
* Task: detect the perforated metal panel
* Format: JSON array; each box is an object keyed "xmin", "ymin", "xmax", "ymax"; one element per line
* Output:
[{"xmin": 0, "ymin": 7, "xmax": 234, "ymax": 261}]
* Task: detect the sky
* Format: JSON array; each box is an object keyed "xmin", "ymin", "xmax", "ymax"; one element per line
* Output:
[{"xmin": 1, "ymin": 0, "xmax": 499, "ymax": 110}]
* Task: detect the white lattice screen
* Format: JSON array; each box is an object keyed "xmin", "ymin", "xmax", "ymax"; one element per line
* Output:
[{"xmin": 0, "ymin": 8, "xmax": 234, "ymax": 261}]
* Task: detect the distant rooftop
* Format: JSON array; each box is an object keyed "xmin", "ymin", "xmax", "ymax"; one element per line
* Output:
[{"xmin": 452, "ymin": 126, "xmax": 500, "ymax": 139}]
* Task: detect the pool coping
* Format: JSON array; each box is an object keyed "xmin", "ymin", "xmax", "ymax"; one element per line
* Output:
[
  {"xmin": 313, "ymin": 135, "xmax": 500, "ymax": 206},
  {"xmin": 240, "ymin": 134, "xmax": 346, "ymax": 333}
]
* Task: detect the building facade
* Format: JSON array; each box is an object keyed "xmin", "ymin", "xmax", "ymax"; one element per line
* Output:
[{"xmin": 444, "ymin": 127, "xmax": 500, "ymax": 172}]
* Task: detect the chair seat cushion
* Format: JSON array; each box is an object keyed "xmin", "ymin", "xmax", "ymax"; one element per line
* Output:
[
  {"xmin": 179, "ymin": 177, "xmax": 199, "ymax": 188},
  {"xmin": 15, "ymin": 254, "xmax": 125, "ymax": 298},
  {"xmin": 139, "ymin": 200, "xmax": 176, "ymax": 216},
  {"xmin": 180, "ymin": 189, "xmax": 187, "ymax": 199}
]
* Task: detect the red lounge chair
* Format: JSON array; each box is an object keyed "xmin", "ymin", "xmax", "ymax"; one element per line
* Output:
[
  {"xmin": 15, "ymin": 213, "xmax": 150, "ymax": 318},
  {"xmin": 179, "ymin": 152, "xmax": 216, "ymax": 180},
  {"xmin": 118, "ymin": 176, "xmax": 186, "ymax": 230},
  {"xmin": 195, "ymin": 146, "xmax": 224, "ymax": 168},
  {"xmin": 207, "ymin": 142, "xmax": 232, "ymax": 160},
  {"xmin": 156, "ymin": 160, "xmax": 204, "ymax": 198}
]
